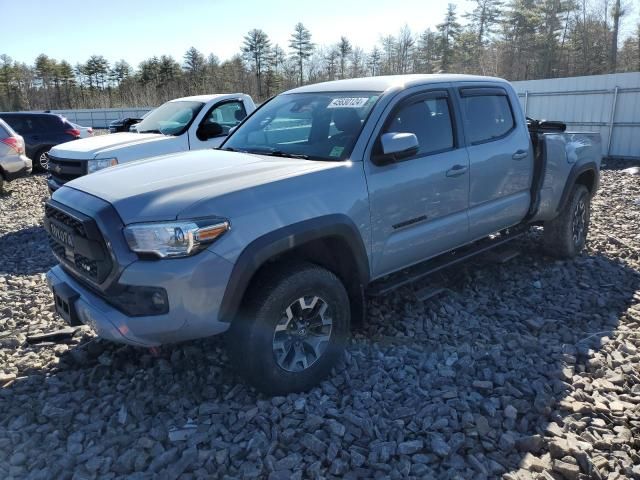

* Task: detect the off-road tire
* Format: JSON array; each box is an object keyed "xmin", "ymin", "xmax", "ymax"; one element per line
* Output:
[
  {"xmin": 227, "ymin": 262, "xmax": 350, "ymax": 395},
  {"xmin": 543, "ymin": 184, "xmax": 591, "ymax": 258}
]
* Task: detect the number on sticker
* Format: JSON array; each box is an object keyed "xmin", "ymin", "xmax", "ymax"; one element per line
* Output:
[{"xmin": 327, "ymin": 97, "xmax": 369, "ymax": 108}]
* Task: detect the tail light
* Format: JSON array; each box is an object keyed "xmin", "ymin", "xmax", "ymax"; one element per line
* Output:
[
  {"xmin": 65, "ymin": 128, "xmax": 81, "ymax": 138},
  {"xmin": 1, "ymin": 136, "xmax": 25, "ymax": 154},
  {"xmin": 88, "ymin": 128, "xmax": 93, "ymax": 135}
]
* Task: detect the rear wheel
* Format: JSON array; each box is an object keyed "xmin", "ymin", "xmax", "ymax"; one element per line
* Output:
[
  {"xmin": 543, "ymin": 184, "xmax": 591, "ymax": 258},
  {"xmin": 227, "ymin": 262, "xmax": 350, "ymax": 394}
]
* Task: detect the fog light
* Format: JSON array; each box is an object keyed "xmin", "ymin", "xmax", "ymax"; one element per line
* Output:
[{"xmin": 108, "ymin": 285, "xmax": 169, "ymax": 316}]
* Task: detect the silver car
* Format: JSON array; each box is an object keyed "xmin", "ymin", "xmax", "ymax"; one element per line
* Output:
[{"xmin": 0, "ymin": 118, "xmax": 31, "ymax": 191}]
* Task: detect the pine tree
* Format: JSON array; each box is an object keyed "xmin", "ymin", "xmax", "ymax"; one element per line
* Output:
[
  {"xmin": 465, "ymin": 0, "xmax": 503, "ymax": 46},
  {"xmin": 367, "ymin": 47, "xmax": 382, "ymax": 76},
  {"xmin": 437, "ymin": 3, "xmax": 462, "ymax": 72},
  {"xmin": 289, "ymin": 23, "xmax": 314, "ymax": 85},
  {"xmin": 324, "ymin": 47, "xmax": 339, "ymax": 80},
  {"xmin": 242, "ymin": 29, "xmax": 271, "ymax": 97},
  {"xmin": 183, "ymin": 47, "xmax": 205, "ymax": 75},
  {"xmin": 337, "ymin": 36, "xmax": 352, "ymax": 78},
  {"xmin": 416, "ymin": 29, "xmax": 438, "ymax": 73}
]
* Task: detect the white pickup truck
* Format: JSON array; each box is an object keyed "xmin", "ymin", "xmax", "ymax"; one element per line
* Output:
[{"xmin": 46, "ymin": 94, "xmax": 256, "ymax": 192}]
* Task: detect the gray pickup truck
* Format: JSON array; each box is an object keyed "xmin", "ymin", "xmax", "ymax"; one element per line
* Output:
[{"xmin": 44, "ymin": 75, "xmax": 601, "ymax": 394}]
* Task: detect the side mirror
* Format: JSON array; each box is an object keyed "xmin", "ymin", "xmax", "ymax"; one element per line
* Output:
[
  {"xmin": 197, "ymin": 122, "xmax": 224, "ymax": 141},
  {"xmin": 377, "ymin": 132, "xmax": 419, "ymax": 163}
]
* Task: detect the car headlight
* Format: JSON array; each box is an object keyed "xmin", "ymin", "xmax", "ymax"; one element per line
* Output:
[
  {"xmin": 123, "ymin": 219, "xmax": 230, "ymax": 258},
  {"xmin": 87, "ymin": 157, "xmax": 118, "ymax": 174}
]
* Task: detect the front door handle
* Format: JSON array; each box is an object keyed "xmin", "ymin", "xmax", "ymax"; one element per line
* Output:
[
  {"xmin": 512, "ymin": 149, "xmax": 528, "ymax": 160},
  {"xmin": 446, "ymin": 164, "xmax": 468, "ymax": 177}
]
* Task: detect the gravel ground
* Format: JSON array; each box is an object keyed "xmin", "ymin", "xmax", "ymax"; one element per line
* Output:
[{"xmin": 0, "ymin": 165, "xmax": 639, "ymax": 480}]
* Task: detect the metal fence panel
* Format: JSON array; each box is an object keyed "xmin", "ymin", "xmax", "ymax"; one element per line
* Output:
[
  {"xmin": 512, "ymin": 72, "xmax": 640, "ymax": 158},
  {"xmin": 49, "ymin": 108, "xmax": 153, "ymax": 129}
]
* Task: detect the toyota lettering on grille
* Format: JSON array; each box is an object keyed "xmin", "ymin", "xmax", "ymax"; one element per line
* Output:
[{"xmin": 50, "ymin": 223, "xmax": 75, "ymax": 249}]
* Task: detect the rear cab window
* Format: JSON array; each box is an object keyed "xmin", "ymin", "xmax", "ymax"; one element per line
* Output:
[{"xmin": 459, "ymin": 87, "xmax": 515, "ymax": 144}]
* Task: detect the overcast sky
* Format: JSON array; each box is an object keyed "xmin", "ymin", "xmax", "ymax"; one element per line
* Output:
[{"xmin": 1, "ymin": 0, "xmax": 637, "ymax": 68}]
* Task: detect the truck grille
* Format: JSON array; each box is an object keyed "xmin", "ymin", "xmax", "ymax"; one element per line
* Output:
[
  {"xmin": 44, "ymin": 202, "xmax": 113, "ymax": 284},
  {"xmin": 47, "ymin": 155, "xmax": 86, "ymax": 185},
  {"xmin": 44, "ymin": 204, "xmax": 86, "ymax": 237}
]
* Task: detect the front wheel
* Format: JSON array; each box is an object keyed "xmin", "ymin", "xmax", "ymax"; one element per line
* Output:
[
  {"xmin": 543, "ymin": 184, "xmax": 591, "ymax": 258},
  {"xmin": 227, "ymin": 262, "xmax": 350, "ymax": 395}
]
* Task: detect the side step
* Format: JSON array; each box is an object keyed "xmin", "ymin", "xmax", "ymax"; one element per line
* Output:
[
  {"xmin": 483, "ymin": 248, "xmax": 521, "ymax": 264},
  {"xmin": 414, "ymin": 286, "xmax": 446, "ymax": 302},
  {"xmin": 367, "ymin": 226, "xmax": 528, "ymax": 297}
]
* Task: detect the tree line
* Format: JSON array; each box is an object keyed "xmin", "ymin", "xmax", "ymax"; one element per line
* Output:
[{"xmin": 1, "ymin": 0, "xmax": 638, "ymax": 112}]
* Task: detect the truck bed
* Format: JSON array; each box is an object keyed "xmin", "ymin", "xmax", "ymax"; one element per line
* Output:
[{"xmin": 529, "ymin": 122, "xmax": 602, "ymax": 222}]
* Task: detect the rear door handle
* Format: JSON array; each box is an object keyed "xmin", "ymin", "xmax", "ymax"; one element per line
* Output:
[
  {"xmin": 512, "ymin": 149, "xmax": 528, "ymax": 160},
  {"xmin": 446, "ymin": 164, "xmax": 468, "ymax": 177}
]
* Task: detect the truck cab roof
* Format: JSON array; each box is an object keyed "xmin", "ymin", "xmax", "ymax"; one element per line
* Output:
[
  {"xmin": 169, "ymin": 93, "xmax": 250, "ymax": 103},
  {"xmin": 286, "ymin": 74, "xmax": 509, "ymax": 94}
]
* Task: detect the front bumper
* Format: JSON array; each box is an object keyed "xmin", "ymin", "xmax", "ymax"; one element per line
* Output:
[
  {"xmin": 3, "ymin": 155, "xmax": 32, "ymax": 181},
  {"xmin": 46, "ymin": 249, "xmax": 235, "ymax": 347}
]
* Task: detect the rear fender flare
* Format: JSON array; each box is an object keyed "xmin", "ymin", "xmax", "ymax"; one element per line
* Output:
[{"xmin": 556, "ymin": 161, "xmax": 598, "ymax": 214}]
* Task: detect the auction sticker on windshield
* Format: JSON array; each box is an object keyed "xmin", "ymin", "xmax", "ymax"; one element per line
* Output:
[{"xmin": 327, "ymin": 97, "xmax": 369, "ymax": 108}]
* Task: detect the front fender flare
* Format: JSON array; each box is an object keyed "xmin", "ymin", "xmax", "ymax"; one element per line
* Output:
[{"xmin": 217, "ymin": 214, "xmax": 370, "ymax": 322}]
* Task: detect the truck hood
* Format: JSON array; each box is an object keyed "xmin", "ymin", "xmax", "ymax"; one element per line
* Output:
[
  {"xmin": 60, "ymin": 149, "xmax": 344, "ymax": 224},
  {"xmin": 49, "ymin": 132, "xmax": 172, "ymax": 160}
]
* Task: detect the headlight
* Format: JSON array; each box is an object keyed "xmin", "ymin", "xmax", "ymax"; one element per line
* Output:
[
  {"xmin": 123, "ymin": 219, "xmax": 230, "ymax": 258},
  {"xmin": 87, "ymin": 157, "xmax": 118, "ymax": 174}
]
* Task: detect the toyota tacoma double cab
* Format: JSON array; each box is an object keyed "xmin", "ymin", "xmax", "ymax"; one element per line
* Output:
[
  {"xmin": 44, "ymin": 75, "xmax": 601, "ymax": 394},
  {"xmin": 46, "ymin": 94, "xmax": 256, "ymax": 193}
]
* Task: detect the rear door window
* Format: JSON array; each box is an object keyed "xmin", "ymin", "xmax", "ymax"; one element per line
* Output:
[
  {"xmin": 203, "ymin": 101, "xmax": 247, "ymax": 134},
  {"xmin": 460, "ymin": 91, "xmax": 515, "ymax": 144}
]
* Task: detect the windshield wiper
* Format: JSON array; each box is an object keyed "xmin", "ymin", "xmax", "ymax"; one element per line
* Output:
[{"xmin": 250, "ymin": 149, "xmax": 310, "ymax": 160}]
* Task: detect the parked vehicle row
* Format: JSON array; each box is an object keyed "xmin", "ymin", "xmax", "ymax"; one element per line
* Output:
[
  {"xmin": 0, "ymin": 112, "xmax": 86, "ymax": 171},
  {"xmin": 0, "ymin": 118, "xmax": 32, "ymax": 191},
  {"xmin": 46, "ymin": 94, "xmax": 255, "ymax": 192},
  {"xmin": 109, "ymin": 116, "xmax": 143, "ymax": 133},
  {"xmin": 43, "ymin": 74, "xmax": 602, "ymax": 394}
]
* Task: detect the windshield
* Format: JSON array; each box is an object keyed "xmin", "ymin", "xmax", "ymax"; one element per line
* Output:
[
  {"xmin": 222, "ymin": 91, "xmax": 380, "ymax": 161},
  {"xmin": 136, "ymin": 101, "xmax": 204, "ymax": 136}
]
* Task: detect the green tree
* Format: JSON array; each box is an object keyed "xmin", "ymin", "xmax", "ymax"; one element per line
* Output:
[
  {"xmin": 337, "ymin": 36, "xmax": 352, "ymax": 78},
  {"xmin": 416, "ymin": 29, "xmax": 438, "ymax": 73},
  {"xmin": 242, "ymin": 29, "xmax": 271, "ymax": 97},
  {"xmin": 437, "ymin": 3, "xmax": 462, "ymax": 71},
  {"xmin": 465, "ymin": 0, "xmax": 503, "ymax": 46},
  {"xmin": 367, "ymin": 47, "xmax": 382, "ymax": 76},
  {"xmin": 289, "ymin": 22, "xmax": 314, "ymax": 85}
]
